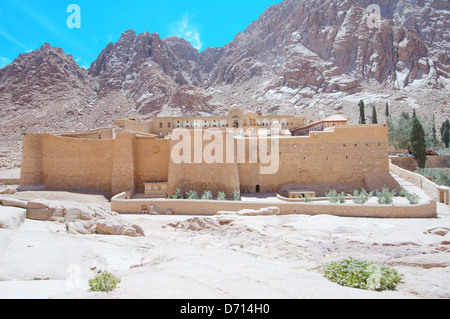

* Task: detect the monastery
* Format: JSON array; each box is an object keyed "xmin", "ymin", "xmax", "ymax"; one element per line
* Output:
[{"xmin": 20, "ymin": 107, "xmax": 400, "ymax": 199}]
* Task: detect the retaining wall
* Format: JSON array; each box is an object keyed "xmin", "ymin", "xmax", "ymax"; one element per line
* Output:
[
  {"xmin": 390, "ymin": 163, "xmax": 449, "ymax": 205},
  {"xmin": 111, "ymin": 192, "xmax": 437, "ymax": 218}
]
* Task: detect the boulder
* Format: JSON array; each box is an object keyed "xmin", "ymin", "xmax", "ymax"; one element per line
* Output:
[
  {"xmin": 218, "ymin": 207, "xmax": 281, "ymax": 216},
  {"xmin": 27, "ymin": 208, "xmax": 51, "ymax": 221},
  {"xmin": 48, "ymin": 204, "xmax": 65, "ymax": 222},
  {"xmin": 67, "ymin": 220, "xmax": 96, "ymax": 235},
  {"xmin": 122, "ymin": 224, "xmax": 145, "ymax": 237},
  {"xmin": 1, "ymin": 198, "xmax": 27, "ymax": 209},
  {"xmin": 96, "ymin": 219, "xmax": 123, "ymax": 236},
  {"xmin": 27, "ymin": 200, "xmax": 49, "ymax": 209},
  {"xmin": 63, "ymin": 203, "xmax": 95, "ymax": 221},
  {"xmin": 96, "ymin": 219, "xmax": 145, "ymax": 237},
  {"xmin": 0, "ymin": 206, "xmax": 26, "ymax": 229}
]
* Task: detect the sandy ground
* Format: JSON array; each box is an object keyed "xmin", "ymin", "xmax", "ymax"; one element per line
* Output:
[{"xmin": 0, "ymin": 171, "xmax": 449, "ymax": 299}]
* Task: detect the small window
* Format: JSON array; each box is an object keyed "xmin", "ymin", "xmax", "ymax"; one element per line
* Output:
[
  {"xmin": 168, "ymin": 123, "xmax": 171, "ymax": 128},
  {"xmin": 159, "ymin": 123, "xmax": 163, "ymax": 128}
]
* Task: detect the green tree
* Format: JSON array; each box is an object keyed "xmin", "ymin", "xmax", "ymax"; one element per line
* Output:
[
  {"xmin": 388, "ymin": 114, "xmax": 412, "ymax": 150},
  {"xmin": 372, "ymin": 105, "xmax": 378, "ymax": 124},
  {"xmin": 359, "ymin": 100, "xmax": 366, "ymax": 124},
  {"xmin": 432, "ymin": 115, "xmax": 437, "ymax": 144},
  {"xmin": 441, "ymin": 119, "xmax": 450, "ymax": 148},
  {"xmin": 410, "ymin": 117, "xmax": 427, "ymax": 168},
  {"xmin": 412, "ymin": 109, "xmax": 417, "ymax": 119},
  {"xmin": 385, "ymin": 102, "xmax": 390, "ymax": 117}
]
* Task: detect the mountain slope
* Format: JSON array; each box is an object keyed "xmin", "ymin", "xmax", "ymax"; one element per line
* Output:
[{"xmin": 0, "ymin": 0, "xmax": 448, "ymax": 168}]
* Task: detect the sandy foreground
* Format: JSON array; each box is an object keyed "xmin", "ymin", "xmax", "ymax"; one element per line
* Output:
[{"xmin": 0, "ymin": 173, "xmax": 449, "ymax": 299}]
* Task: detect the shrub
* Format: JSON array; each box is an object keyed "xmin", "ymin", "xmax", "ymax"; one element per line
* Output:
[
  {"xmin": 186, "ymin": 190, "xmax": 199, "ymax": 200},
  {"xmin": 399, "ymin": 189, "xmax": 421, "ymax": 205},
  {"xmin": 217, "ymin": 192, "xmax": 226, "ymax": 201},
  {"xmin": 303, "ymin": 194, "xmax": 313, "ymax": 203},
  {"xmin": 326, "ymin": 189, "xmax": 339, "ymax": 203},
  {"xmin": 201, "ymin": 191, "xmax": 213, "ymax": 200},
  {"xmin": 353, "ymin": 189, "xmax": 373, "ymax": 205},
  {"xmin": 376, "ymin": 188, "xmax": 396, "ymax": 205},
  {"xmin": 171, "ymin": 188, "xmax": 184, "ymax": 199},
  {"xmin": 322, "ymin": 257, "xmax": 403, "ymax": 291},
  {"xmin": 327, "ymin": 189, "xmax": 346, "ymax": 204},
  {"xmin": 233, "ymin": 190, "xmax": 241, "ymax": 201},
  {"xmin": 89, "ymin": 272, "xmax": 121, "ymax": 292}
]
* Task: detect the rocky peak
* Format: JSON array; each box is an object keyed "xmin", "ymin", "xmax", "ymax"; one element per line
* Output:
[
  {"xmin": 0, "ymin": 42, "xmax": 90, "ymax": 104},
  {"xmin": 0, "ymin": 0, "xmax": 448, "ymax": 169}
]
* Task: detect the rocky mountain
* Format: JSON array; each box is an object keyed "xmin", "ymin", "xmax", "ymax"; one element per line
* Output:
[{"xmin": 0, "ymin": 0, "xmax": 449, "ymax": 167}]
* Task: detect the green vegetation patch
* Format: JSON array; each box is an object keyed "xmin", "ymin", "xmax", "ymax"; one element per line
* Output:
[
  {"xmin": 89, "ymin": 272, "xmax": 121, "ymax": 292},
  {"xmin": 322, "ymin": 257, "xmax": 403, "ymax": 291},
  {"xmin": 416, "ymin": 168, "xmax": 450, "ymax": 187}
]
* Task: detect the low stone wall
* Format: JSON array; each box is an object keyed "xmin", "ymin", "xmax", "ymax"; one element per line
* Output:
[
  {"xmin": 0, "ymin": 178, "xmax": 20, "ymax": 186},
  {"xmin": 111, "ymin": 192, "xmax": 437, "ymax": 218},
  {"xmin": 390, "ymin": 163, "xmax": 449, "ymax": 205},
  {"xmin": 390, "ymin": 155, "xmax": 450, "ymax": 171}
]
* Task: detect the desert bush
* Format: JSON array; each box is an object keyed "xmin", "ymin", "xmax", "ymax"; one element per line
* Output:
[
  {"xmin": 376, "ymin": 188, "xmax": 396, "ymax": 205},
  {"xmin": 353, "ymin": 189, "xmax": 373, "ymax": 205},
  {"xmin": 89, "ymin": 272, "xmax": 121, "ymax": 292},
  {"xmin": 201, "ymin": 191, "xmax": 213, "ymax": 200},
  {"xmin": 399, "ymin": 189, "xmax": 421, "ymax": 205},
  {"xmin": 171, "ymin": 188, "xmax": 184, "ymax": 199},
  {"xmin": 233, "ymin": 190, "xmax": 241, "ymax": 201},
  {"xmin": 327, "ymin": 189, "xmax": 346, "ymax": 204},
  {"xmin": 326, "ymin": 189, "xmax": 338, "ymax": 203},
  {"xmin": 303, "ymin": 194, "xmax": 313, "ymax": 203},
  {"xmin": 322, "ymin": 257, "xmax": 403, "ymax": 291},
  {"xmin": 186, "ymin": 190, "xmax": 199, "ymax": 200},
  {"xmin": 217, "ymin": 192, "xmax": 226, "ymax": 201}
]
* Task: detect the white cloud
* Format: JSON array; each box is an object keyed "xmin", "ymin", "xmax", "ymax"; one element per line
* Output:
[
  {"xmin": 0, "ymin": 57, "xmax": 12, "ymax": 68},
  {"xmin": 170, "ymin": 14, "xmax": 203, "ymax": 51}
]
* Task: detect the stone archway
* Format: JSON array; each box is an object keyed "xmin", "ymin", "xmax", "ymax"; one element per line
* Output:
[{"xmin": 228, "ymin": 107, "xmax": 244, "ymax": 129}]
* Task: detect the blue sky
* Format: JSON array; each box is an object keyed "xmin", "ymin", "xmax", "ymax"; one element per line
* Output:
[{"xmin": 0, "ymin": 0, "xmax": 283, "ymax": 69}]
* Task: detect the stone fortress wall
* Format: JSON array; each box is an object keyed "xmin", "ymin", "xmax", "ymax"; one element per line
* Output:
[{"xmin": 20, "ymin": 107, "xmax": 400, "ymax": 198}]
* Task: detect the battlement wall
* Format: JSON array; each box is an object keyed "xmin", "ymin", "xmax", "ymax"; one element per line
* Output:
[{"xmin": 20, "ymin": 124, "xmax": 398, "ymax": 197}]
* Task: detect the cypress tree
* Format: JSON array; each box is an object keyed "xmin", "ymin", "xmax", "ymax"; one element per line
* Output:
[
  {"xmin": 441, "ymin": 119, "xmax": 450, "ymax": 148},
  {"xmin": 385, "ymin": 102, "xmax": 390, "ymax": 117},
  {"xmin": 444, "ymin": 129, "xmax": 450, "ymax": 149},
  {"xmin": 359, "ymin": 100, "xmax": 366, "ymax": 124},
  {"xmin": 432, "ymin": 115, "xmax": 437, "ymax": 144},
  {"xmin": 372, "ymin": 105, "xmax": 378, "ymax": 124},
  {"xmin": 410, "ymin": 117, "xmax": 427, "ymax": 169},
  {"xmin": 412, "ymin": 109, "xmax": 417, "ymax": 119}
]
